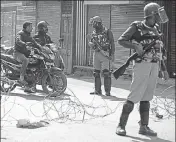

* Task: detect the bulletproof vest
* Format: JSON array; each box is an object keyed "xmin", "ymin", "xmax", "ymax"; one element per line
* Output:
[
  {"xmin": 130, "ymin": 21, "xmax": 163, "ymax": 62},
  {"xmin": 91, "ymin": 27, "xmax": 111, "ymax": 51},
  {"xmin": 131, "ymin": 21, "xmax": 161, "ymax": 42}
]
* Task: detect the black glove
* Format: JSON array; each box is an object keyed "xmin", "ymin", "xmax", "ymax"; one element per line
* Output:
[{"xmin": 34, "ymin": 48, "xmax": 40, "ymax": 54}]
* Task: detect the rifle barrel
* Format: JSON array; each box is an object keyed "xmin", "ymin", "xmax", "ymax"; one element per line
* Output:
[{"xmin": 113, "ymin": 34, "xmax": 162, "ymax": 79}]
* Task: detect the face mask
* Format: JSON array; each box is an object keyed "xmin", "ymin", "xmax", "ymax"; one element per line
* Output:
[
  {"xmin": 93, "ymin": 22, "xmax": 102, "ymax": 30},
  {"xmin": 44, "ymin": 27, "xmax": 48, "ymax": 33}
]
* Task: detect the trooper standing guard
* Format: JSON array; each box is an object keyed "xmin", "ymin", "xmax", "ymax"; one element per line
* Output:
[
  {"xmin": 116, "ymin": 2, "xmax": 169, "ymax": 136},
  {"xmin": 88, "ymin": 16, "xmax": 115, "ymax": 96}
]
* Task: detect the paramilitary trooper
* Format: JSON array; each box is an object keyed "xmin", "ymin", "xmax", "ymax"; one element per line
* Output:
[
  {"xmin": 116, "ymin": 2, "xmax": 169, "ymax": 136},
  {"xmin": 88, "ymin": 16, "xmax": 115, "ymax": 96}
]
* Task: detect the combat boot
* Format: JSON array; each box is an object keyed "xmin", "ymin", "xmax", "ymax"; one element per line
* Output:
[
  {"xmin": 139, "ymin": 125, "xmax": 157, "ymax": 136},
  {"xmin": 90, "ymin": 71, "xmax": 102, "ymax": 95},
  {"xmin": 139, "ymin": 101, "xmax": 157, "ymax": 136},
  {"xmin": 116, "ymin": 101, "xmax": 134, "ymax": 136},
  {"xmin": 103, "ymin": 71, "xmax": 111, "ymax": 96},
  {"xmin": 116, "ymin": 126, "xmax": 126, "ymax": 136}
]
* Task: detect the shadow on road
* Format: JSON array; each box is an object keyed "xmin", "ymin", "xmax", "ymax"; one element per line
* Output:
[
  {"xmin": 100, "ymin": 95, "xmax": 126, "ymax": 102},
  {"xmin": 68, "ymin": 75, "xmax": 131, "ymax": 90},
  {"xmin": 90, "ymin": 93, "xmax": 126, "ymax": 102},
  {"xmin": 68, "ymin": 75, "xmax": 175, "ymax": 99},
  {"xmin": 2, "ymin": 91, "xmax": 72, "ymax": 101},
  {"xmin": 126, "ymin": 135, "xmax": 172, "ymax": 142}
]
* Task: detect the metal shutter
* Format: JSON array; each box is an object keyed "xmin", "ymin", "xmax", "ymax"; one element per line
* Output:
[
  {"xmin": 75, "ymin": 1, "xmax": 87, "ymax": 66},
  {"xmin": 1, "ymin": 7, "xmax": 17, "ymax": 47},
  {"xmin": 1, "ymin": 1, "xmax": 36, "ymax": 47},
  {"xmin": 170, "ymin": 1, "xmax": 176, "ymax": 77},
  {"xmin": 111, "ymin": 4, "xmax": 145, "ymax": 71},
  {"xmin": 37, "ymin": 1, "xmax": 61, "ymax": 44},
  {"xmin": 87, "ymin": 5, "xmax": 111, "ymax": 66}
]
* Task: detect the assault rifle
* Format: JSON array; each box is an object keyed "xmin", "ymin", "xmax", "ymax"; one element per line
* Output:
[
  {"xmin": 87, "ymin": 34, "xmax": 110, "ymax": 60},
  {"xmin": 113, "ymin": 34, "xmax": 163, "ymax": 79}
]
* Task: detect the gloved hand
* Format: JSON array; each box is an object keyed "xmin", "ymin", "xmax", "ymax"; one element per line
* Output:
[
  {"xmin": 30, "ymin": 49, "xmax": 35, "ymax": 55},
  {"xmin": 38, "ymin": 45, "xmax": 42, "ymax": 51},
  {"xmin": 154, "ymin": 40, "xmax": 164, "ymax": 49},
  {"xmin": 134, "ymin": 43, "xmax": 144, "ymax": 56},
  {"xmin": 88, "ymin": 42, "xmax": 95, "ymax": 49},
  {"xmin": 34, "ymin": 48, "xmax": 40, "ymax": 54}
]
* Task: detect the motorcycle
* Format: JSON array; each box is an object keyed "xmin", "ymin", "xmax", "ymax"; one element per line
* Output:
[{"xmin": 1, "ymin": 43, "xmax": 67, "ymax": 96}]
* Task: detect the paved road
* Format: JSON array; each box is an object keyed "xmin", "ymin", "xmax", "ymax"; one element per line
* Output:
[{"xmin": 1, "ymin": 78, "xmax": 175, "ymax": 142}]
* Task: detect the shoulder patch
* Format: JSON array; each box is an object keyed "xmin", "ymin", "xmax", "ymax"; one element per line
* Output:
[
  {"xmin": 18, "ymin": 30, "xmax": 24, "ymax": 35},
  {"xmin": 130, "ymin": 21, "xmax": 142, "ymax": 27},
  {"xmin": 130, "ymin": 21, "xmax": 143, "ymax": 33}
]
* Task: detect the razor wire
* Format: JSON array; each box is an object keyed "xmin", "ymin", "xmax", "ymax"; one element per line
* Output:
[
  {"xmin": 150, "ymin": 85, "xmax": 175, "ymax": 119},
  {"xmin": 29, "ymin": 87, "xmax": 124, "ymax": 123},
  {"xmin": 1, "ymin": 81, "xmax": 175, "ymax": 128}
]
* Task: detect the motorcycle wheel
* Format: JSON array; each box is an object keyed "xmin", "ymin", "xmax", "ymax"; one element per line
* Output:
[
  {"xmin": 1, "ymin": 77, "xmax": 16, "ymax": 93},
  {"xmin": 42, "ymin": 71, "xmax": 67, "ymax": 96},
  {"xmin": 1, "ymin": 65, "xmax": 16, "ymax": 93}
]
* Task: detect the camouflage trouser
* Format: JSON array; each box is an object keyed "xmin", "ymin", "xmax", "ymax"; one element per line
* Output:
[
  {"xmin": 93, "ymin": 51, "xmax": 112, "ymax": 94},
  {"xmin": 93, "ymin": 51, "xmax": 112, "ymax": 70},
  {"xmin": 128, "ymin": 62, "xmax": 159, "ymax": 103}
]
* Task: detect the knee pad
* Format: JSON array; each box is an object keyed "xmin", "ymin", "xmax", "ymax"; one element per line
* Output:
[
  {"xmin": 93, "ymin": 70, "xmax": 100, "ymax": 77},
  {"xmin": 140, "ymin": 101, "xmax": 150, "ymax": 112},
  {"xmin": 123, "ymin": 100, "xmax": 134, "ymax": 114},
  {"xmin": 103, "ymin": 69, "xmax": 111, "ymax": 77}
]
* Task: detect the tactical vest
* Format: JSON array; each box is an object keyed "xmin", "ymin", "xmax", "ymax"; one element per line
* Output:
[
  {"xmin": 91, "ymin": 27, "xmax": 111, "ymax": 52},
  {"xmin": 130, "ymin": 21, "xmax": 164, "ymax": 63}
]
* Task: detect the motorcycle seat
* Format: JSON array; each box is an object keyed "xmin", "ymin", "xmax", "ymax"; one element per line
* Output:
[{"xmin": 1, "ymin": 54, "xmax": 21, "ymax": 65}]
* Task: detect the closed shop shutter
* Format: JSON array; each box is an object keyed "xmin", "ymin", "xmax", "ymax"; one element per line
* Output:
[
  {"xmin": 37, "ymin": 1, "xmax": 61, "ymax": 44},
  {"xmin": 75, "ymin": 1, "xmax": 87, "ymax": 66},
  {"xmin": 111, "ymin": 4, "xmax": 145, "ymax": 71},
  {"xmin": 87, "ymin": 5, "xmax": 110, "ymax": 66},
  {"xmin": 1, "ymin": 7, "xmax": 17, "ymax": 47},
  {"xmin": 170, "ymin": 1, "xmax": 175, "ymax": 77},
  {"xmin": 1, "ymin": 1, "xmax": 36, "ymax": 47}
]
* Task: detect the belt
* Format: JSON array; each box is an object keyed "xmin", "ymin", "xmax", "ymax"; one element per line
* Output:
[{"xmin": 135, "ymin": 58, "xmax": 158, "ymax": 63}]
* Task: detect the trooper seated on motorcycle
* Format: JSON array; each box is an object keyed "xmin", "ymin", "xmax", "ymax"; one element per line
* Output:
[
  {"xmin": 13, "ymin": 21, "xmax": 42, "ymax": 93},
  {"xmin": 33, "ymin": 21, "xmax": 65, "ymax": 70}
]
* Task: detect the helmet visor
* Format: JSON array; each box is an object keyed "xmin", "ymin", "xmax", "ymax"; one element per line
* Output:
[{"xmin": 158, "ymin": 6, "xmax": 169, "ymax": 23}]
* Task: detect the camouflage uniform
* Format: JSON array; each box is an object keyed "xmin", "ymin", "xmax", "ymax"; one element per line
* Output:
[{"xmin": 88, "ymin": 16, "xmax": 115, "ymax": 96}]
